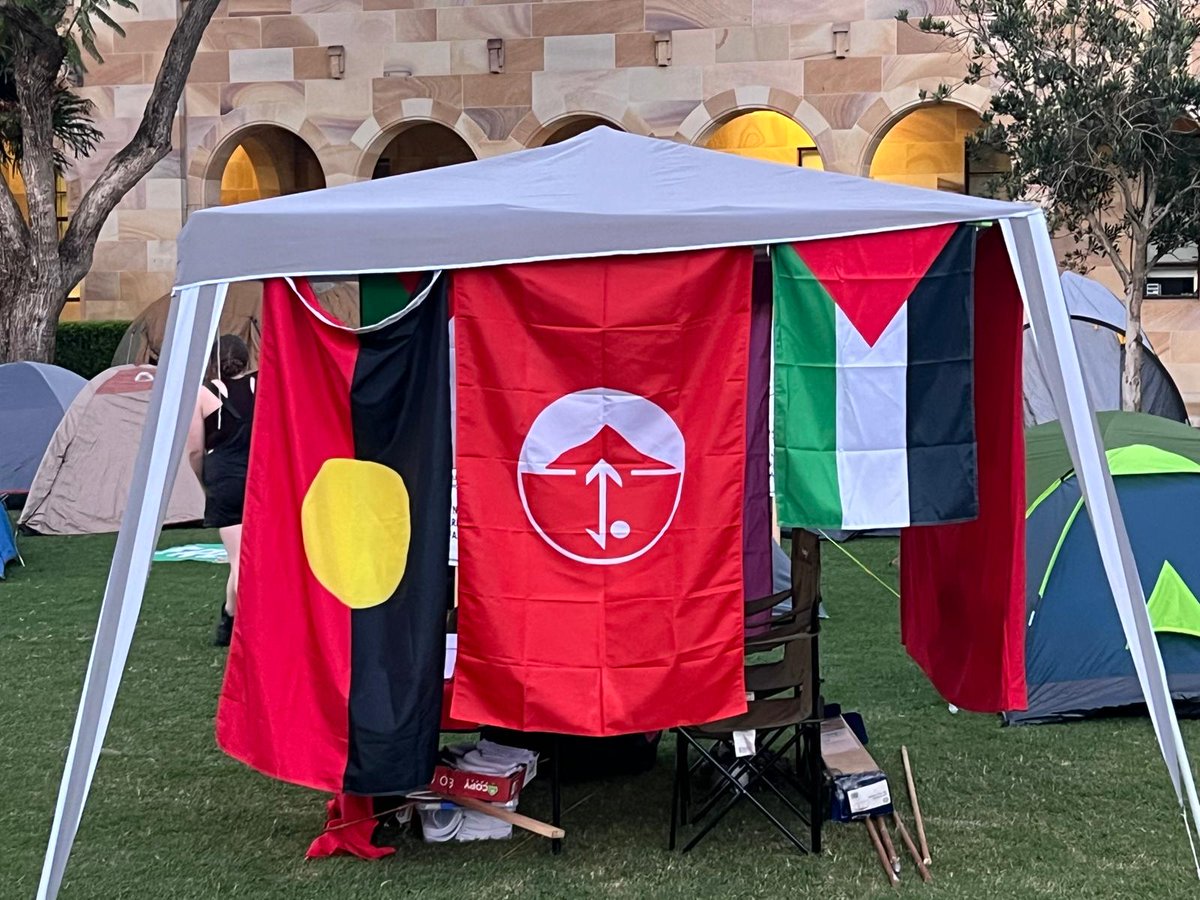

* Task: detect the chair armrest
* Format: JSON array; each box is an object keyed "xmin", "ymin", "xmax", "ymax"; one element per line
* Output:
[{"xmin": 744, "ymin": 588, "xmax": 793, "ymax": 617}]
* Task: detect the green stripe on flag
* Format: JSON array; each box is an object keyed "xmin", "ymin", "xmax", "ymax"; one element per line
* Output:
[
  {"xmin": 773, "ymin": 244, "xmax": 841, "ymax": 527},
  {"xmin": 359, "ymin": 274, "xmax": 414, "ymax": 327}
]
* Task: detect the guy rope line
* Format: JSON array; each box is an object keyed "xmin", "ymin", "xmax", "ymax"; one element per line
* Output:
[{"xmin": 816, "ymin": 530, "xmax": 900, "ymax": 600}]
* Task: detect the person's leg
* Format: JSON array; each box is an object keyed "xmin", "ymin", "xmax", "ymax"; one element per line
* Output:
[
  {"xmin": 214, "ymin": 524, "xmax": 242, "ymax": 646},
  {"xmin": 220, "ymin": 524, "xmax": 242, "ymax": 616}
]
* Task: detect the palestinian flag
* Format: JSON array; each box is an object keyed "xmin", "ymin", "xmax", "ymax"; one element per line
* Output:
[
  {"xmin": 216, "ymin": 274, "xmax": 452, "ymax": 795},
  {"xmin": 773, "ymin": 223, "xmax": 978, "ymax": 530},
  {"xmin": 451, "ymin": 248, "xmax": 753, "ymax": 736}
]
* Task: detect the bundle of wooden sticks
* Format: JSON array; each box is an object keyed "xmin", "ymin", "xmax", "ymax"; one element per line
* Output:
[{"xmin": 862, "ymin": 746, "xmax": 932, "ymax": 887}]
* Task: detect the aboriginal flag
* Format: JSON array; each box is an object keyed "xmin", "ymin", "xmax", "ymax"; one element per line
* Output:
[
  {"xmin": 451, "ymin": 248, "xmax": 753, "ymax": 736},
  {"xmin": 216, "ymin": 274, "xmax": 452, "ymax": 795}
]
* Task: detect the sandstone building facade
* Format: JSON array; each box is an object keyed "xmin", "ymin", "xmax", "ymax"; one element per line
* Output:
[{"xmin": 8, "ymin": 0, "xmax": 1200, "ymax": 412}]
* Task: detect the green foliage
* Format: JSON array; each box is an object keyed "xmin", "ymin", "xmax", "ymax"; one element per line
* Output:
[
  {"xmin": 54, "ymin": 319, "xmax": 130, "ymax": 379},
  {"xmin": 904, "ymin": 0, "xmax": 1200, "ymax": 283},
  {"xmin": 0, "ymin": 73, "xmax": 101, "ymax": 169},
  {"xmin": 0, "ymin": 0, "xmax": 138, "ymax": 168}
]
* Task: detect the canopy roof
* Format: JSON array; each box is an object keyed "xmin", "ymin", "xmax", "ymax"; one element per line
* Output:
[{"xmin": 174, "ymin": 128, "xmax": 1033, "ymax": 289}]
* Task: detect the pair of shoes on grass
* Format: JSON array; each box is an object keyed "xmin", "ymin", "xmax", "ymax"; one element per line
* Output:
[{"xmin": 214, "ymin": 604, "xmax": 234, "ymax": 647}]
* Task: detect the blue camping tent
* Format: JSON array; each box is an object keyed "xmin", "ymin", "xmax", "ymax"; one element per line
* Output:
[
  {"xmin": 1008, "ymin": 412, "xmax": 1200, "ymax": 723},
  {"xmin": 0, "ymin": 510, "xmax": 19, "ymax": 579},
  {"xmin": 0, "ymin": 362, "xmax": 87, "ymax": 494}
]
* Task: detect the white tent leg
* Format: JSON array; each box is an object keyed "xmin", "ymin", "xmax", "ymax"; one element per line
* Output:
[
  {"xmin": 37, "ymin": 283, "xmax": 227, "ymax": 900},
  {"xmin": 1002, "ymin": 213, "xmax": 1200, "ymax": 869}
]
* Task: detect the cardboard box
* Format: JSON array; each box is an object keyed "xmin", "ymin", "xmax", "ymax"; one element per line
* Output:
[
  {"xmin": 429, "ymin": 764, "xmax": 525, "ymax": 804},
  {"xmin": 821, "ymin": 716, "xmax": 893, "ymax": 822}
]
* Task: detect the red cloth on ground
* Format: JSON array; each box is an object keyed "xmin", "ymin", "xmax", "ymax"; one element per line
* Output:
[{"xmin": 305, "ymin": 793, "xmax": 395, "ymax": 860}]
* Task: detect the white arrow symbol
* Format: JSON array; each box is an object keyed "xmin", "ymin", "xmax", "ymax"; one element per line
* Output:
[{"xmin": 585, "ymin": 459, "xmax": 622, "ymax": 549}]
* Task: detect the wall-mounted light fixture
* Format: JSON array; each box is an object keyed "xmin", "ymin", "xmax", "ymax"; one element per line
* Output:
[
  {"xmin": 327, "ymin": 45, "xmax": 345, "ymax": 79},
  {"xmin": 487, "ymin": 38, "xmax": 505, "ymax": 74},
  {"xmin": 654, "ymin": 31, "xmax": 672, "ymax": 67},
  {"xmin": 832, "ymin": 23, "xmax": 849, "ymax": 59},
  {"xmin": 384, "ymin": 66, "xmax": 413, "ymax": 77}
]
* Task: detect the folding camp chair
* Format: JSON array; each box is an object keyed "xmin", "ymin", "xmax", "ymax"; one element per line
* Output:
[{"xmin": 669, "ymin": 534, "xmax": 824, "ymax": 853}]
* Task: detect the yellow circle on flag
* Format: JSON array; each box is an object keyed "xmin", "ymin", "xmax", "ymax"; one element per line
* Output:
[{"xmin": 301, "ymin": 458, "xmax": 411, "ymax": 609}]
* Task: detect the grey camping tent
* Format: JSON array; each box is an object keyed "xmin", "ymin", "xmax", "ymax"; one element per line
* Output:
[
  {"xmin": 0, "ymin": 362, "xmax": 86, "ymax": 495},
  {"xmin": 1023, "ymin": 272, "xmax": 1188, "ymax": 425},
  {"xmin": 19, "ymin": 365, "xmax": 204, "ymax": 535}
]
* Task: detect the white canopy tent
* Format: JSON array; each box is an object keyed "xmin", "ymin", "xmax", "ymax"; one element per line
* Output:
[{"xmin": 37, "ymin": 128, "xmax": 1200, "ymax": 896}]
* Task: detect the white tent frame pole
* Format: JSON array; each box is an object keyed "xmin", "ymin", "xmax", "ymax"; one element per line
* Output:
[
  {"xmin": 36, "ymin": 283, "xmax": 227, "ymax": 900},
  {"xmin": 1002, "ymin": 213, "xmax": 1200, "ymax": 865}
]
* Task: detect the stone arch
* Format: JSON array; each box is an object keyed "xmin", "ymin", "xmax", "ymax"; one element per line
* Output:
[
  {"xmin": 528, "ymin": 113, "xmax": 625, "ymax": 148},
  {"xmin": 190, "ymin": 107, "xmax": 331, "ymax": 210},
  {"xmin": 510, "ymin": 100, "xmax": 650, "ymax": 148},
  {"xmin": 674, "ymin": 88, "xmax": 834, "ymax": 167},
  {"xmin": 351, "ymin": 103, "xmax": 485, "ymax": 181},
  {"xmin": 855, "ymin": 85, "xmax": 992, "ymax": 178}
]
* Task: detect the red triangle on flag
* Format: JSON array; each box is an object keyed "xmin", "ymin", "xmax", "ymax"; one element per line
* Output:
[{"xmin": 791, "ymin": 225, "xmax": 956, "ymax": 346}]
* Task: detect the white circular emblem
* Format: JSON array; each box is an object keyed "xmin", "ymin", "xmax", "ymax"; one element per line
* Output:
[{"xmin": 517, "ymin": 388, "xmax": 685, "ymax": 566}]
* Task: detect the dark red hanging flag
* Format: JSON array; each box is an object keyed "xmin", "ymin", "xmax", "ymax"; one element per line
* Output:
[
  {"xmin": 217, "ymin": 274, "xmax": 452, "ymax": 794},
  {"xmin": 451, "ymin": 249, "xmax": 753, "ymax": 736}
]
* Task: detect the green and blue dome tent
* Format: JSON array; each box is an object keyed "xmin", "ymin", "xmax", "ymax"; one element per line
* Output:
[{"xmin": 1008, "ymin": 412, "xmax": 1200, "ymax": 724}]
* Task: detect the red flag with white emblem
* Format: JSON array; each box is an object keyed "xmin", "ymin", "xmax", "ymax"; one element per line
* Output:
[{"xmin": 451, "ymin": 249, "xmax": 753, "ymax": 735}]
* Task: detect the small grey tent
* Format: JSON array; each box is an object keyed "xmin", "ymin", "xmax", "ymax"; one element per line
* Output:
[
  {"xmin": 0, "ymin": 362, "xmax": 86, "ymax": 495},
  {"xmin": 19, "ymin": 365, "xmax": 204, "ymax": 535},
  {"xmin": 1023, "ymin": 272, "xmax": 1188, "ymax": 425}
]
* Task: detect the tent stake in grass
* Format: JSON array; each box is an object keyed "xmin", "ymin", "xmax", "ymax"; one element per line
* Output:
[
  {"xmin": 902, "ymin": 745, "xmax": 931, "ymax": 865},
  {"xmin": 864, "ymin": 818, "xmax": 900, "ymax": 886},
  {"xmin": 893, "ymin": 811, "xmax": 932, "ymax": 883},
  {"xmin": 876, "ymin": 816, "xmax": 900, "ymax": 875}
]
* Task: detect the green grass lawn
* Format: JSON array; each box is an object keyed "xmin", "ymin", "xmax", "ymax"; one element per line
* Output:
[{"xmin": 3, "ymin": 528, "xmax": 1200, "ymax": 899}]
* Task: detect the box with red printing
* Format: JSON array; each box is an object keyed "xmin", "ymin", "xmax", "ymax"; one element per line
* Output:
[{"xmin": 429, "ymin": 765, "xmax": 525, "ymax": 803}]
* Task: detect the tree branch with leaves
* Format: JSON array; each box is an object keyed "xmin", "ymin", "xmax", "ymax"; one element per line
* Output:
[
  {"xmin": 0, "ymin": 0, "xmax": 220, "ymax": 363},
  {"xmin": 899, "ymin": 0, "xmax": 1200, "ymax": 410}
]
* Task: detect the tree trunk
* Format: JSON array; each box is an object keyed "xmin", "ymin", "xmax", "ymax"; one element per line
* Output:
[
  {"xmin": 0, "ymin": 269, "xmax": 61, "ymax": 363},
  {"xmin": 1121, "ymin": 246, "xmax": 1147, "ymax": 412}
]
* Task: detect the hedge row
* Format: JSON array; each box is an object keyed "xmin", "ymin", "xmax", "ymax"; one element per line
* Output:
[{"xmin": 55, "ymin": 320, "xmax": 132, "ymax": 380}]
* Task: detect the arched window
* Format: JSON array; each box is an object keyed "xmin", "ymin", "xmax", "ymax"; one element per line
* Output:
[
  {"xmin": 538, "ymin": 116, "xmax": 622, "ymax": 147},
  {"xmin": 217, "ymin": 125, "xmax": 325, "ymax": 205},
  {"xmin": 370, "ymin": 123, "xmax": 476, "ymax": 180},
  {"xmin": 704, "ymin": 110, "xmax": 823, "ymax": 169},
  {"xmin": 868, "ymin": 104, "xmax": 1009, "ymax": 197}
]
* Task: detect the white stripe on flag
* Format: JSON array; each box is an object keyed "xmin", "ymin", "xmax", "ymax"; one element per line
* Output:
[{"xmin": 835, "ymin": 304, "xmax": 910, "ymax": 529}]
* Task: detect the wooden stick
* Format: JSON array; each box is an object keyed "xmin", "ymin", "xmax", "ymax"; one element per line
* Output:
[
  {"xmin": 864, "ymin": 818, "xmax": 899, "ymax": 886},
  {"xmin": 876, "ymin": 816, "xmax": 900, "ymax": 875},
  {"xmin": 434, "ymin": 793, "xmax": 565, "ymax": 840},
  {"xmin": 892, "ymin": 811, "xmax": 932, "ymax": 883},
  {"xmin": 901, "ymin": 745, "xmax": 932, "ymax": 865}
]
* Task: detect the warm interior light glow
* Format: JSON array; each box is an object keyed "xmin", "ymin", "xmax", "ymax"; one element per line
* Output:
[{"xmin": 705, "ymin": 110, "xmax": 824, "ymax": 170}]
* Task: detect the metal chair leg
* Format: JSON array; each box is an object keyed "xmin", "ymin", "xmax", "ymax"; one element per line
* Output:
[
  {"xmin": 550, "ymin": 735, "xmax": 562, "ymax": 855},
  {"xmin": 669, "ymin": 730, "xmax": 683, "ymax": 850}
]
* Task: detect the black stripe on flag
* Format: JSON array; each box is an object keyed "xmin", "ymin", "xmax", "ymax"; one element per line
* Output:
[
  {"xmin": 345, "ymin": 276, "xmax": 452, "ymax": 794},
  {"xmin": 906, "ymin": 224, "xmax": 978, "ymax": 525}
]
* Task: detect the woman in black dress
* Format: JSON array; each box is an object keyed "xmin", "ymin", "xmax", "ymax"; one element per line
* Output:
[{"xmin": 186, "ymin": 334, "xmax": 256, "ymax": 646}]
